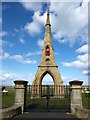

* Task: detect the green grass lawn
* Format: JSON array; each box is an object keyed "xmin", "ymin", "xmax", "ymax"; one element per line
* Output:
[
  {"xmin": 1, "ymin": 87, "xmax": 15, "ymax": 108},
  {"xmin": 26, "ymin": 98, "xmax": 47, "ymax": 109},
  {"xmin": 26, "ymin": 98, "xmax": 70, "ymax": 109},
  {"xmin": 26, "ymin": 92, "xmax": 70, "ymax": 109},
  {"xmin": 82, "ymin": 93, "xmax": 90, "ymax": 109},
  {"xmin": 49, "ymin": 97, "xmax": 70, "ymax": 109},
  {"xmin": 2, "ymin": 91, "xmax": 15, "ymax": 107}
]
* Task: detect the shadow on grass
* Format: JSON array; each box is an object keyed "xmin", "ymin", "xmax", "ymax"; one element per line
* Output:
[
  {"xmin": 25, "ymin": 103, "xmax": 45, "ymax": 112},
  {"xmin": 25, "ymin": 97, "xmax": 71, "ymax": 112}
]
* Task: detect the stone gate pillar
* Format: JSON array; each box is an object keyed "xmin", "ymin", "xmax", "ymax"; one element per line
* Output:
[
  {"xmin": 69, "ymin": 80, "xmax": 83, "ymax": 114},
  {"xmin": 14, "ymin": 80, "xmax": 28, "ymax": 113}
]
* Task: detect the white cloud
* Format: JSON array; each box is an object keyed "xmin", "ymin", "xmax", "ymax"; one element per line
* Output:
[
  {"xmin": 55, "ymin": 52, "xmax": 59, "ymax": 55},
  {"xmin": 11, "ymin": 55, "xmax": 24, "ymax": 62},
  {"xmin": 77, "ymin": 53, "xmax": 88, "ymax": 62},
  {"xmin": 83, "ymin": 69, "xmax": 90, "ymax": 75},
  {"xmin": 1, "ymin": 71, "xmax": 87, "ymax": 85},
  {"xmin": 20, "ymin": 1, "xmax": 42, "ymax": 12},
  {"xmin": 0, "ymin": 39, "xmax": 14, "ymax": 48},
  {"xmin": 0, "ymin": 31, "xmax": 8, "ymax": 37},
  {"xmin": 11, "ymin": 54, "xmax": 36, "ymax": 64},
  {"xmin": 58, "ymin": 39, "xmax": 67, "ymax": 44},
  {"xmin": 0, "ymin": 52, "xmax": 10, "ymax": 60},
  {"xmin": 0, "ymin": 71, "xmax": 35, "ymax": 86},
  {"xmin": 0, "ymin": 51, "xmax": 37, "ymax": 64},
  {"xmin": 22, "ymin": 73, "xmax": 34, "ymax": 85},
  {"xmin": 0, "ymin": 71, "xmax": 18, "ymax": 86},
  {"xmin": 14, "ymin": 28, "xmax": 19, "ymax": 33},
  {"xmin": 0, "ymin": 40, "xmax": 7, "ymax": 46},
  {"xmin": 37, "ymin": 38, "xmax": 44, "ymax": 49},
  {"xmin": 25, "ymin": 21, "xmax": 41, "ymax": 35},
  {"xmin": 76, "ymin": 44, "xmax": 88, "ymax": 53},
  {"xmin": 24, "ymin": 11, "xmax": 46, "ymax": 36},
  {"xmin": 19, "ymin": 38, "xmax": 25, "ymax": 44},
  {"xmin": 3, "ymin": 52, "xmax": 10, "ymax": 59},
  {"xmin": 62, "ymin": 76, "xmax": 83, "ymax": 85},
  {"xmin": 62, "ymin": 76, "xmax": 71, "ymax": 85},
  {"xmin": 50, "ymin": 2, "xmax": 88, "ymax": 46},
  {"xmin": 62, "ymin": 60, "xmax": 88, "ymax": 70},
  {"xmin": 23, "ymin": 2, "xmax": 88, "ymax": 46},
  {"xmin": 0, "ymin": 71, "xmax": 15, "ymax": 86},
  {"xmin": 62, "ymin": 44, "xmax": 88, "ymax": 74},
  {"xmin": 26, "ymin": 50, "xmax": 42, "ymax": 56},
  {"xmin": 0, "ymin": 72, "xmax": 13, "ymax": 81}
]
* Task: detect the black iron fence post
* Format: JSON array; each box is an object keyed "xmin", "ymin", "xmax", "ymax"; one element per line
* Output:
[
  {"xmin": 46, "ymin": 85, "xmax": 50, "ymax": 111},
  {"xmin": 29, "ymin": 84, "xmax": 30, "ymax": 94}
]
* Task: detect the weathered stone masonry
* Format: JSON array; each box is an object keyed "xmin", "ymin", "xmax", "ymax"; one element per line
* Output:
[{"xmin": 32, "ymin": 11, "xmax": 64, "ymax": 97}]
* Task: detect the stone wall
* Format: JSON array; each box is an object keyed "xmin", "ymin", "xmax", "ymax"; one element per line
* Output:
[
  {"xmin": 1, "ymin": 106, "xmax": 22, "ymax": 119},
  {"xmin": 74, "ymin": 106, "xmax": 90, "ymax": 119}
]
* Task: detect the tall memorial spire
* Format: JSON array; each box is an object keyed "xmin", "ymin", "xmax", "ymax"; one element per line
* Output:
[
  {"xmin": 43, "ymin": 10, "xmax": 53, "ymax": 50},
  {"xmin": 46, "ymin": 10, "xmax": 50, "ymax": 25},
  {"xmin": 39, "ymin": 10, "xmax": 56, "ymax": 66},
  {"xmin": 32, "ymin": 10, "xmax": 64, "ymax": 97}
]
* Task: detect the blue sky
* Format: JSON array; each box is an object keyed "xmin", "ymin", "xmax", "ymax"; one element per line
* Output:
[{"xmin": 0, "ymin": 1, "xmax": 89, "ymax": 86}]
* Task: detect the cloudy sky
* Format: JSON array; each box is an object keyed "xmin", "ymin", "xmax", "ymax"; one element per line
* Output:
[{"xmin": 0, "ymin": 0, "xmax": 89, "ymax": 86}]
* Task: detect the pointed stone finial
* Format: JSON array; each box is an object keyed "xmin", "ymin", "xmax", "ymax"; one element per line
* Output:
[{"xmin": 46, "ymin": 10, "xmax": 50, "ymax": 26}]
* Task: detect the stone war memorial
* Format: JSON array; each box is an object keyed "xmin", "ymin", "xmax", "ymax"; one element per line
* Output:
[
  {"xmin": 32, "ymin": 10, "xmax": 64, "ymax": 98},
  {"xmin": 1, "ymin": 10, "xmax": 90, "ymax": 119}
]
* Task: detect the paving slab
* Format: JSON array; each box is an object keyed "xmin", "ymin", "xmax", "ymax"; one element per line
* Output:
[{"xmin": 14, "ymin": 111, "xmax": 81, "ymax": 119}]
